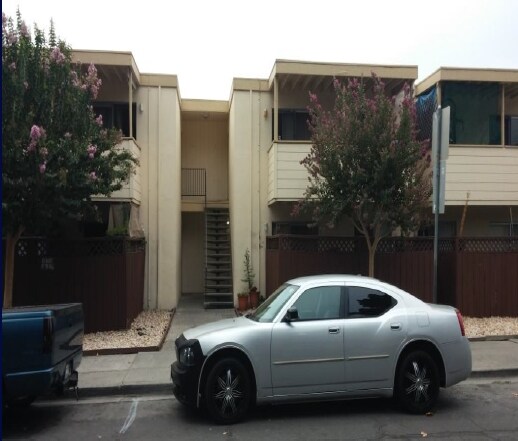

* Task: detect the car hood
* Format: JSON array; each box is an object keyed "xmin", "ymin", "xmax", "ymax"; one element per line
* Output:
[{"xmin": 183, "ymin": 316, "xmax": 253, "ymax": 340}]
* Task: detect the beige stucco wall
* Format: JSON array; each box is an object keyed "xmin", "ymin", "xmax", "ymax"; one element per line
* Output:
[
  {"xmin": 229, "ymin": 89, "xmax": 272, "ymax": 301},
  {"xmin": 181, "ymin": 212, "xmax": 205, "ymax": 293},
  {"xmin": 137, "ymin": 85, "xmax": 182, "ymax": 310},
  {"xmin": 182, "ymin": 115, "xmax": 229, "ymax": 203}
]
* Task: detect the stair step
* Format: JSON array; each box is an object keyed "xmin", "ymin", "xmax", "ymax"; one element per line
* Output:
[
  {"xmin": 204, "ymin": 302, "xmax": 234, "ymax": 309},
  {"xmin": 206, "ymin": 276, "xmax": 232, "ymax": 282},
  {"xmin": 206, "ymin": 284, "xmax": 233, "ymax": 289},
  {"xmin": 205, "ymin": 208, "xmax": 232, "ymax": 307},
  {"xmin": 204, "ymin": 292, "xmax": 233, "ymax": 297}
]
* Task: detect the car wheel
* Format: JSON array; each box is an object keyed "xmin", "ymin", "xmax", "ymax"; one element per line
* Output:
[
  {"xmin": 204, "ymin": 357, "xmax": 252, "ymax": 424},
  {"xmin": 396, "ymin": 350, "xmax": 439, "ymax": 414}
]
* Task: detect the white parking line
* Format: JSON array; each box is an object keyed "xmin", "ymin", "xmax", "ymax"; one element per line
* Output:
[{"xmin": 119, "ymin": 398, "xmax": 139, "ymax": 434}]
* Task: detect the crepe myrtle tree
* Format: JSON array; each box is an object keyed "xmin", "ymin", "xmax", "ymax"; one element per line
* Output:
[
  {"xmin": 2, "ymin": 11, "xmax": 137, "ymax": 308},
  {"xmin": 295, "ymin": 75, "xmax": 431, "ymax": 277}
]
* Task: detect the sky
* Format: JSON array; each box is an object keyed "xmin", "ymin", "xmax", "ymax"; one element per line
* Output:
[{"xmin": 3, "ymin": 0, "xmax": 518, "ymax": 100}]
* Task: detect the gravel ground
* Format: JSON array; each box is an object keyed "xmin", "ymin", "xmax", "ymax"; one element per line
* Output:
[
  {"xmin": 83, "ymin": 310, "xmax": 172, "ymax": 351},
  {"xmin": 464, "ymin": 316, "xmax": 518, "ymax": 338},
  {"xmin": 83, "ymin": 311, "xmax": 518, "ymax": 351}
]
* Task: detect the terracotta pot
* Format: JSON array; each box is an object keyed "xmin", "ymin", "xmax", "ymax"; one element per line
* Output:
[{"xmin": 238, "ymin": 296, "xmax": 249, "ymax": 311}]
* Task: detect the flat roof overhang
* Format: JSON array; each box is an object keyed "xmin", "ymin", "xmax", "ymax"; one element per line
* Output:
[
  {"xmin": 72, "ymin": 50, "xmax": 178, "ymax": 89},
  {"xmin": 269, "ymin": 59, "xmax": 418, "ymax": 94},
  {"xmin": 416, "ymin": 67, "xmax": 518, "ymax": 96}
]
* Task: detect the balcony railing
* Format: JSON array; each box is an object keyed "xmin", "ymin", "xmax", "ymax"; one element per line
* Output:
[{"xmin": 182, "ymin": 168, "xmax": 207, "ymax": 207}]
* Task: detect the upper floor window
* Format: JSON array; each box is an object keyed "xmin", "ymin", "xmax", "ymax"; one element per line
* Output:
[
  {"xmin": 442, "ymin": 82, "xmax": 500, "ymax": 145},
  {"xmin": 93, "ymin": 102, "xmax": 137, "ymax": 139},
  {"xmin": 505, "ymin": 116, "xmax": 518, "ymax": 146},
  {"xmin": 273, "ymin": 109, "xmax": 311, "ymax": 141}
]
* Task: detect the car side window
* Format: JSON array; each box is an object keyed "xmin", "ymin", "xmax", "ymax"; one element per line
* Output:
[
  {"xmin": 293, "ymin": 286, "xmax": 343, "ymax": 320},
  {"xmin": 346, "ymin": 286, "xmax": 397, "ymax": 318}
]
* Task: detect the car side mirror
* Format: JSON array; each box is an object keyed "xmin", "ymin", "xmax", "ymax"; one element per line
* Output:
[{"xmin": 284, "ymin": 307, "xmax": 299, "ymax": 322}]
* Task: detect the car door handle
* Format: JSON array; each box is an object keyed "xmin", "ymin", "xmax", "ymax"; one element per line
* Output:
[
  {"xmin": 328, "ymin": 327, "xmax": 341, "ymax": 334},
  {"xmin": 390, "ymin": 323, "xmax": 401, "ymax": 330}
]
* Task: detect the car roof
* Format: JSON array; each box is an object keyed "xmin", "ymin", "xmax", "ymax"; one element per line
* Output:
[
  {"xmin": 287, "ymin": 274, "xmax": 379, "ymax": 285},
  {"xmin": 285, "ymin": 274, "xmax": 424, "ymax": 306}
]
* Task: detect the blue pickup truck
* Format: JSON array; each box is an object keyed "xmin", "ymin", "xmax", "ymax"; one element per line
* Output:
[{"xmin": 2, "ymin": 303, "xmax": 84, "ymax": 407}]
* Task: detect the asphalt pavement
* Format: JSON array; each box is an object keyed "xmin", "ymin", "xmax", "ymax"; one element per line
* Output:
[{"xmin": 76, "ymin": 293, "xmax": 518, "ymax": 398}]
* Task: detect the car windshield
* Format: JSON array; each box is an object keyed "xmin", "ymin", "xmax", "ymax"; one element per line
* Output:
[{"xmin": 248, "ymin": 283, "xmax": 299, "ymax": 323}]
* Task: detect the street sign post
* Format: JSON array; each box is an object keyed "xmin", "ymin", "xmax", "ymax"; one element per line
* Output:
[{"xmin": 432, "ymin": 106, "xmax": 450, "ymax": 304}]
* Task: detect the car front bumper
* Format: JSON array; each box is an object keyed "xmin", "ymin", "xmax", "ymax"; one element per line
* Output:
[{"xmin": 171, "ymin": 361, "xmax": 201, "ymax": 407}]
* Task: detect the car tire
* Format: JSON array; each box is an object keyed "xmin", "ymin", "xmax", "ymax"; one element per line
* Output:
[
  {"xmin": 395, "ymin": 350, "xmax": 439, "ymax": 414},
  {"xmin": 204, "ymin": 357, "xmax": 252, "ymax": 424}
]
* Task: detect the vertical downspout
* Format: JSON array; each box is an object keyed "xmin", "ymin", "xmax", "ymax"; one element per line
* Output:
[
  {"xmin": 146, "ymin": 88, "xmax": 151, "ymax": 310},
  {"xmin": 156, "ymin": 86, "xmax": 161, "ymax": 309},
  {"xmin": 257, "ymin": 91, "xmax": 262, "ymax": 292},
  {"xmin": 501, "ymin": 84, "xmax": 506, "ymax": 147},
  {"xmin": 250, "ymin": 89, "xmax": 254, "ymax": 264},
  {"xmin": 274, "ymin": 77, "xmax": 279, "ymax": 142},
  {"xmin": 129, "ymin": 69, "xmax": 133, "ymax": 139}
]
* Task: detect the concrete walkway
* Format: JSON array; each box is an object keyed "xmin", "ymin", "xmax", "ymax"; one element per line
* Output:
[
  {"xmin": 77, "ymin": 293, "xmax": 235, "ymax": 395},
  {"xmin": 77, "ymin": 293, "xmax": 518, "ymax": 397}
]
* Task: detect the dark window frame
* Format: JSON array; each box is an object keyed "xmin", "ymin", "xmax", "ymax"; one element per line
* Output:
[
  {"xmin": 291, "ymin": 285, "xmax": 346, "ymax": 321},
  {"xmin": 345, "ymin": 286, "xmax": 397, "ymax": 319},
  {"xmin": 93, "ymin": 102, "xmax": 137, "ymax": 139},
  {"xmin": 272, "ymin": 108, "xmax": 311, "ymax": 141}
]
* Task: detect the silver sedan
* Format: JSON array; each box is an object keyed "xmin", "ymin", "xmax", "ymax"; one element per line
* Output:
[{"xmin": 171, "ymin": 275, "xmax": 472, "ymax": 423}]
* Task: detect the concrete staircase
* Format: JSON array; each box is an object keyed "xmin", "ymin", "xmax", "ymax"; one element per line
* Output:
[{"xmin": 204, "ymin": 208, "xmax": 233, "ymax": 308}]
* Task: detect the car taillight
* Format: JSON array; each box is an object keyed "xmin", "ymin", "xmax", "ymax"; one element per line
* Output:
[
  {"xmin": 42, "ymin": 317, "xmax": 54, "ymax": 353},
  {"xmin": 456, "ymin": 309, "xmax": 465, "ymax": 337}
]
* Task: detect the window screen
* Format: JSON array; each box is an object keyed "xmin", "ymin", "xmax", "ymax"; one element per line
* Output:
[{"xmin": 442, "ymin": 82, "xmax": 500, "ymax": 145}]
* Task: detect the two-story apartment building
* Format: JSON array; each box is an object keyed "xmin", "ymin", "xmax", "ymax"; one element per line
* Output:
[
  {"xmin": 415, "ymin": 68, "xmax": 518, "ymax": 237},
  {"xmin": 72, "ymin": 50, "xmax": 518, "ymax": 311}
]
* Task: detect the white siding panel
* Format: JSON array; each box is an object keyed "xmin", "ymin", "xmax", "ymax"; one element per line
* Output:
[
  {"xmin": 268, "ymin": 142, "xmax": 312, "ymax": 202},
  {"xmin": 97, "ymin": 138, "xmax": 142, "ymax": 203},
  {"xmin": 445, "ymin": 147, "xmax": 518, "ymax": 205}
]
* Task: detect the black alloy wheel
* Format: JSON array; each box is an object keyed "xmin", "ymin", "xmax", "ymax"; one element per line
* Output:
[
  {"xmin": 396, "ymin": 350, "xmax": 440, "ymax": 414},
  {"xmin": 204, "ymin": 357, "xmax": 252, "ymax": 424}
]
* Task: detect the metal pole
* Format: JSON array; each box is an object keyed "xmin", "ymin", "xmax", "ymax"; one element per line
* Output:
[{"xmin": 433, "ymin": 108, "xmax": 442, "ymax": 304}]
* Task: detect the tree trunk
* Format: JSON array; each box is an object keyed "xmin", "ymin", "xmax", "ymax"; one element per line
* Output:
[
  {"xmin": 368, "ymin": 246, "xmax": 375, "ymax": 277},
  {"xmin": 3, "ymin": 226, "xmax": 24, "ymax": 309}
]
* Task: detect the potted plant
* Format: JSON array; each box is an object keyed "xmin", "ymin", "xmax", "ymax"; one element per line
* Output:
[
  {"xmin": 237, "ymin": 292, "xmax": 249, "ymax": 311},
  {"xmin": 249, "ymin": 286, "xmax": 260, "ymax": 309},
  {"xmin": 241, "ymin": 249, "xmax": 259, "ymax": 308}
]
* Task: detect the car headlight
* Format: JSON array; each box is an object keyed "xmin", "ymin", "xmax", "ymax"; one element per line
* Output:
[{"xmin": 179, "ymin": 345, "xmax": 196, "ymax": 366}]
